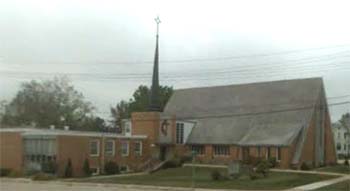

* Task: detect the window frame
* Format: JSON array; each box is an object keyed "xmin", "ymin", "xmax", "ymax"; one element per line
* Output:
[
  {"xmin": 191, "ymin": 145, "xmax": 205, "ymax": 155},
  {"xmin": 134, "ymin": 141, "xmax": 142, "ymax": 156},
  {"xmin": 104, "ymin": 139, "xmax": 115, "ymax": 156},
  {"xmin": 213, "ymin": 145, "xmax": 230, "ymax": 156},
  {"xmin": 176, "ymin": 122, "xmax": 185, "ymax": 144},
  {"xmin": 121, "ymin": 141, "xmax": 129, "ymax": 157},
  {"xmin": 89, "ymin": 139, "xmax": 100, "ymax": 157}
]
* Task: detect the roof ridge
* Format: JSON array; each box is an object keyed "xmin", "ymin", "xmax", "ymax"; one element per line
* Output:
[{"xmin": 174, "ymin": 77, "xmax": 322, "ymax": 92}]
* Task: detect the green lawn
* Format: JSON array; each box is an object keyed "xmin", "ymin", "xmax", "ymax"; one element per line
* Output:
[
  {"xmin": 77, "ymin": 167, "xmax": 338, "ymax": 190},
  {"xmin": 314, "ymin": 181, "xmax": 350, "ymax": 191},
  {"xmin": 316, "ymin": 165, "xmax": 350, "ymax": 174}
]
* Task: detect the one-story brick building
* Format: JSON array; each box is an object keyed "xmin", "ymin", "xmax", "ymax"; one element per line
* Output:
[{"xmin": 0, "ymin": 127, "xmax": 148, "ymax": 176}]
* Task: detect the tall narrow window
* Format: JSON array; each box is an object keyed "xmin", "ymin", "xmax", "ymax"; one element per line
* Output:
[
  {"xmin": 134, "ymin": 141, "xmax": 142, "ymax": 156},
  {"xmin": 121, "ymin": 141, "xmax": 129, "ymax": 157},
  {"xmin": 90, "ymin": 140, "xmax": 100, "ymax": 157},
  {"xmin": 176, "ymin": 122, "xmax": 184, "ymax": 144},
  {"xmin": 104, "ymin": 140, "xmax": 115, "ymax": 156}
]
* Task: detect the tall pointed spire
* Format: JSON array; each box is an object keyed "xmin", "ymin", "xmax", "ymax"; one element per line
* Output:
[{"xmin": 148, "ymin": 17, "xmax": 161, "ymax": 112}]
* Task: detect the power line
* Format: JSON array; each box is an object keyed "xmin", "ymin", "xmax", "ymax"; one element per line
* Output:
[
  {"xmin": 98, "ymin": 101, "xmax": 350, "ymax": 121},
  {"xmin": 4, "ymin": 44, "xmax": 349, "ymax": 66},
  {"xmin": 0, "ymin": 60, "xmax": 349, "ymax": 80}
]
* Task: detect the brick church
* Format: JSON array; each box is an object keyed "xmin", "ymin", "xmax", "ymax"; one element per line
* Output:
[{"xmin": 0, "ymin": 20, "xmax": 337, "ymax": 176}]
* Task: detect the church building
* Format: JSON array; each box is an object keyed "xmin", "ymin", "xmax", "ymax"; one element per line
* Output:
[{"xmin": 125, "ymin": 17, "xmax": 337, "ymax": 169}]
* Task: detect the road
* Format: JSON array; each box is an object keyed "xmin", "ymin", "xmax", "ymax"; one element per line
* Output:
[{"xmin": 0, "ymin": 180, "xmax": 170, "ymax": 191}]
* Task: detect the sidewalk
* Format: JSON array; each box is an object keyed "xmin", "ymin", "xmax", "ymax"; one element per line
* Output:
[{"xmin": 286, "ymin": 175, "xmax": 349, "ymax": 191}]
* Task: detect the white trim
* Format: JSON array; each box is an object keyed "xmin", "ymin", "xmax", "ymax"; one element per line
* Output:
[
  {"xmin": 135, "ymin": 141, "xmax": 142, "ymax": 156},
  {"xmin": 90, "ymin": 139, "xmax": 100, "ymax": 157},
  {"xmin": 105, "ymin": 139, "xmax": 115, "ymax": 156},
  {"xmin": 0, "ymin": 128, "xmax": 147, "ymax": 139},
  {"xmin": 121, "ymin": 141, "xmax": 129, "ymax": 157}
]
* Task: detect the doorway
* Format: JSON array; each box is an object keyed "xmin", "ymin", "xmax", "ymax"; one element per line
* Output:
[{"xmin": 159, "ymin": 146, "xmax": 167, "ymax": 161}]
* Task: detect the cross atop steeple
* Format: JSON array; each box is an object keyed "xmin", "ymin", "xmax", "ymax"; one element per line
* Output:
[
  {"xmin": 148, "ymin": 17, "xmax": 161, "ymax": 112},
  {"xmin": 155, "ymin": 16, "xmax": 161, "ymax": 35}
]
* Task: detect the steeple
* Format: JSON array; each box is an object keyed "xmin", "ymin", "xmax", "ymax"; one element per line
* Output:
[{"xmin": 148, "ymin": 17, "xmax": 161, "ymax": 112}]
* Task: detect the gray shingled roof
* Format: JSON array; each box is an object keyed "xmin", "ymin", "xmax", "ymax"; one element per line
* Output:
[{"xmin": 163, "ymin": 78, "xmax": 323, "ymax": 146}]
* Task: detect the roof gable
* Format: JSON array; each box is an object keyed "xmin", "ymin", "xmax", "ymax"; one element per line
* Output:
[{"xmin": 164, "ymin": 78, "xmax": 324, "ymax": 146}]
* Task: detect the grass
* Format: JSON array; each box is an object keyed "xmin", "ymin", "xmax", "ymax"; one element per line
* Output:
[
  {"xmin": 76, "ymin": 167, "xmax": 338, "ymax": 190},
  {"xmin": 314, "ymin": 181, "xmax": 350, "ymax": 191},
  {"xmin": 316, "ymin": 164, "xmax": 350, "ymax": 174}
]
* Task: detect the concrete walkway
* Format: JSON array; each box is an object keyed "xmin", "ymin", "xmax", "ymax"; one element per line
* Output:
[
  {"xmin": 66, "ymin": 172, "xmax": 147, "ymax": 181},
  {"xmin": 270, "ymin": 168, "xmax": 347, "ymax": 176},
  {"xmin": 286, "ymin": 175, "xmax": 350, "ymax": 191}
]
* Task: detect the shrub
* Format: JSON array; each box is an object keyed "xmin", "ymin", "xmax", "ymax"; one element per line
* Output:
[
  {"xmin": 25, "ymin": 168, "xmax": 41, "ymax": 176},
  {"xmin": 104, "ymin": 161, "xmax": 119, "ymax": 175},
  {"xmin": 162, "ymin": 159, "xmax": 181, "ymax": 169},
  {"xmin": 0, "ymin": 168, "xmax": 11, "ymax": 177},
  {"xmin": 8, "ymin": 170, "xmax": 22, "ymax": 177},
  {"xmin": 256, "ymin": 160, "xmax": 270, "ymax": 177},
  {"xmin": 41, "ymin": 161, "xmax": 57, "ymax": 174},
  {"xmin": 249, "ymin": 171, "xmax": 259, "ymax": 180},
  {"xmin": 179, "ymin": 155, "xmax": 192, "ymax": 164},
  {"xmin": 268, "ymin": 157, "xmax": 277, "ymax": 168},
  {"xmin": 83, "ymin": 159, "xmax": 91, "ymax": 177},
  {"xmin": 300, "ymin": 162, "xmax": 310, "ymax": 171},
  {"xmin": 344, "ymin": 159, "xmax": 349, "ymax": 166},
  {"xmin": 211, "ymin": 170, "xmax": 222, "ymax": 181},
  {"xmin": 31, "ymin": 172, "xmax": 55, "ymax": 181},
  {"xmin": 64, "ymin": 158, "xmax": 73, "ymax": 178},
  {"xmin": 244, "ymin": 156, "xmax": 262, "ymax": 166}
]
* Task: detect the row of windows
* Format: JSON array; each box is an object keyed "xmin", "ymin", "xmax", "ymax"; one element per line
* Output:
[
  {"xmin": 337, "ymin": 132, "xmax": 349, "ymax": 139},
  {"xmin": 190, "ymin": 145, "xmax": 282, "ymax": 160},
  {"xmin": 336, "ymin": 143, "xmax": 350, "ymax": 151},
  {"xmin": 89, "ymin": 140, "xmax": 142, "ymax": 157}
]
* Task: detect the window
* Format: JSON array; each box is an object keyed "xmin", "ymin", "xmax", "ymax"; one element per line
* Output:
[
  {"xmin": 266, "ymin": 147, "xmax": 271, "ymax": 159},
  {"xmin": 345, "ymin": 133, "xmax": 347, "ymax": 139},
  {"xmin": 337, "ymin": 143, "xmax": 341, "ymax": 150},
  {"xmin": 344, "ymin": 144, "xmax": 347, "ymax": 151},
  {"xmin": 176, "ymin": 122, "xmax": 184, "ymax": 144},
  {"xmin": 90, "ymin": 140, "xmax": 100, "ymax": 156},
  {"xmin": 213, "ymin": 145, "xmax": 230, "ymax": 156},
  {"xmin": 121, "ymin": 141, "xmax": 129, "ymax": 156},
  {"xmin": 105, "ymin": 140, "xmax": 115, "ymax": 156},
  {"xmin": 191, "ymin": 145, "xmax": 205, "ymax": 155},
  {"xmin": 134, "ymin": 141, "xmax": 142, "ymax": 156},
  {"xmin": 276, "ymin": 147, "xmax": 281, "ymax": 161}
]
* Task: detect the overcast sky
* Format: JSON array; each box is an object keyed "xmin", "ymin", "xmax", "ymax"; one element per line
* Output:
[{"xmin": 0, "ymin": 0, "xmax": 349, "ymax": 122}]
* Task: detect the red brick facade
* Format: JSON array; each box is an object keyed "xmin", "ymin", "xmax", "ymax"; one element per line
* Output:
[{"xmin": 0, "ymin": 132, "xmax": 23, "ymax": 173}]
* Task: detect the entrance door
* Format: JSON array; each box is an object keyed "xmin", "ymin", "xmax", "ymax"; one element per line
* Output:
[{"xmin": 159, "ymin": 146, "xmax": 167, "ymax": 161}]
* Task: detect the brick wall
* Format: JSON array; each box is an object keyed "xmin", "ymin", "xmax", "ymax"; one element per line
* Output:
[
  {"xmin": 0, "ymin": 132, "xmax": 23, "ymax": 173},
  {"xmin": 132, "ymin": 112, "xmax": 160, "ymax": 142},
  {"xmin": 56, "ymin": 135, "xmax": 147, "ymax": 177},
  {"xmin": 324, "ymin": 109, "xmax": 337, "ymax": 164}
]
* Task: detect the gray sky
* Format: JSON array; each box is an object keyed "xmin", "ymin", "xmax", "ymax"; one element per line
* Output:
[{"xmin": 0, "ymin": 0, "xmax": 349, "ymax": 122}]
